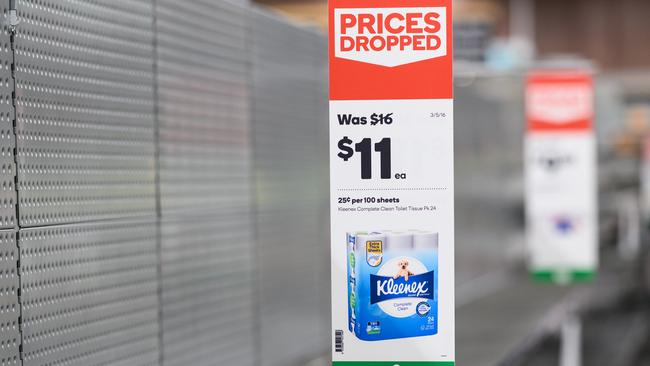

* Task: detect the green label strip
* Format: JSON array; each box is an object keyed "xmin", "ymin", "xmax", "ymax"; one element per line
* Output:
[
  {"xmin": 531, "ymin": 269, "xmax": 596, "ymax": 284},
  {"xmin": 333, "ymin": 362, "xmax": 455, "ymax": 365}
]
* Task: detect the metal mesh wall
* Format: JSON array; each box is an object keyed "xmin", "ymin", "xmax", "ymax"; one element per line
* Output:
[
  {"xmin": 159, "ymin": 217, "xmax": 255, "ymax": 366},
  {"xmin": 0, "ymin": 2, "xmax": 332, "ymax": 366},
  {"xmin": 251, "ymin": 10, "xmax": 329, "ymax": 366},
  {"xmin": 0, "ymin": 231, "xmax": 19, "ymax": 366},
  {"xmin": 13, "ymin": 0, "xmax": 157, "ymax": 227},
  {"xmin": 156, "ymin": 1, "xmax": 256, "ymax": 366},
  {"xmin": 157, "ymin": 0, "xmax": 252, "ymax": 216},
  {"xmin": 0, "ymin": 2, "xmax": 21, "ymax": 366},
  {"xmin": 12, "ymin": 1, "xmax": 160, "ymax": 366},
  {"xmin": 18, "ymin": 220, "xmax": 160, "ymax": 366},
  {"xmin": 0, "ymin": 0, "xmax": 16, "ymax": 230}
]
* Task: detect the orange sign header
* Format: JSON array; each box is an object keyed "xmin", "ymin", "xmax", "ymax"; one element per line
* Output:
[
  {"xmin": 329, "ymin": 0, "xmax": 453, "ymax": 101},
  {"xmin": 527, "ymin": 71, "xmax": 594, "ymax": 132}
]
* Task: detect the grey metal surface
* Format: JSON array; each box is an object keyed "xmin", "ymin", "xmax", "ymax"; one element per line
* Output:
[
  {"xmin": 251, "ymin": 9, "xmax": 329, "ymax": 366},
  {"xmin": 454, "ymin": 73, "xmax": 526, "ymax": 285},
  {"xmin": 0, "ymin": 2, "xmax": 20, "ymax": 364},
  {"xmin": 0, "ymin": 230, "xmax": 20, "ymax": 366},
  {"xmin": 0, "ymin": 0, "xmax": 16, "ymax": 230},
  {"xmin": 160, "ymin": 217, "xmax": 256, "ymax": 366},
  {"xmin": 18, "ymin": 220, "xmax": 160, "ymax": 366},
  {"xmin": 156, "ymin": 0, "xmax": 252, "ymax": 217},
  {"xmin": 156, "ymin": 1, "xmax": 257, "ymax": 366},
  {"xmin": 13, "ymin": 0, "xmax": 156, "ymax": 227}
]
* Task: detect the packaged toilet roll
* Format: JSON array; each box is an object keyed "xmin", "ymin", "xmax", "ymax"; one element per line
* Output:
[{"xmin": 347, "ymin": 230, "xmax": 439, "ymax": 341}]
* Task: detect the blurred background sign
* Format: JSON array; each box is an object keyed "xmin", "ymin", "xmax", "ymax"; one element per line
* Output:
[{"xmin": 525, "ymin": 70, "xmax": 598, "ymax": 284}]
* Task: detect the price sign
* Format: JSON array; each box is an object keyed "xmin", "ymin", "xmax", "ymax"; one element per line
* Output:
[
  {"xmin": 525, "ymin": 70, "xmax": 598, "ymax": 284},
  {"xmin": 329, "ymin": 0, "xmax": 455, "ymax": 364}
]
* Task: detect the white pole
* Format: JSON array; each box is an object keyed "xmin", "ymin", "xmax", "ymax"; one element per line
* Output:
[{"xmin": 560, "ymin": 314, "xmax": 582, "ymax": 366}]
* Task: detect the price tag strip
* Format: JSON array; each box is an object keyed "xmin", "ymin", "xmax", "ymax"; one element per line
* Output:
[
  {"xmin": 329, "ymin": 1, "xmax": 454, "ymax": 364},
  {"xmin": 525, "ymin": 70, "xmax": 598, "ymax": 284}
]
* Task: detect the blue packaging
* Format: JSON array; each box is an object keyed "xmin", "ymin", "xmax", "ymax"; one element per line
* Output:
[
  {"xmin": 346, "ymin": 232, "xmax": 365, "ymax": 332},
  {"xmin": 348, "ymin": 231, "xmax": 439, "ymax": 341}
]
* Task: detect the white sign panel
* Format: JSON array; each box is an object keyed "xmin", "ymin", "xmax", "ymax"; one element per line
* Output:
[
  {"xmin": 330, "ymin": 1, "xmax": 454, "ymax": 365},
  {"xmin": 525, "ymin": 71, "xmax": 598, "ymax": 283}
]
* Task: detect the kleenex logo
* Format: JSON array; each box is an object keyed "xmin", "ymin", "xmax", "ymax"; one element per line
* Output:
[{"xmin": 370, "ymin": 271, "xmax": 434, "ymax": 304}]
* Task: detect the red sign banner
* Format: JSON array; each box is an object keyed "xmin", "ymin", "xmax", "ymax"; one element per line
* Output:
[
  {"xmin": 329, "ymin": 0, "xmax": 453, "ymax": 101},
  {"xmin": 526, "ymin": 71, "xmax": 594, "ymax": 132}
]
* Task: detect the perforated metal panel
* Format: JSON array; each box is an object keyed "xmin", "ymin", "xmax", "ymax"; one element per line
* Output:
[
  {"xmin": 13, "ymin": 0, "xmax": 156, "ymax": 227},
  {"xmin": 157, "ymin": 0, "xmax": 252, "ymax": 216},
  {"xmin": 251, "ymin": 10, "xmax": 329, "ymax": 366},
  {"xmin": 160, "ymin": 216, "xmax": 255, "ymax": 366},
  {"xmin": 18, "ymin": 220, "xmax": 159, "ymax": 366},
  {"xmin": 0, "ymin": 0, "xmax": 16, "ymax": 230},
  {"xmin": 0, "ymin": 231, "xmax": 20, "ymax": 366},
  {"xmin": 0, "ymin": 2, "xmax": 20, "ymax": 365},
  {"xmin": 156, "ymin": 1, "xmax": 256, "ymax": 365}
]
